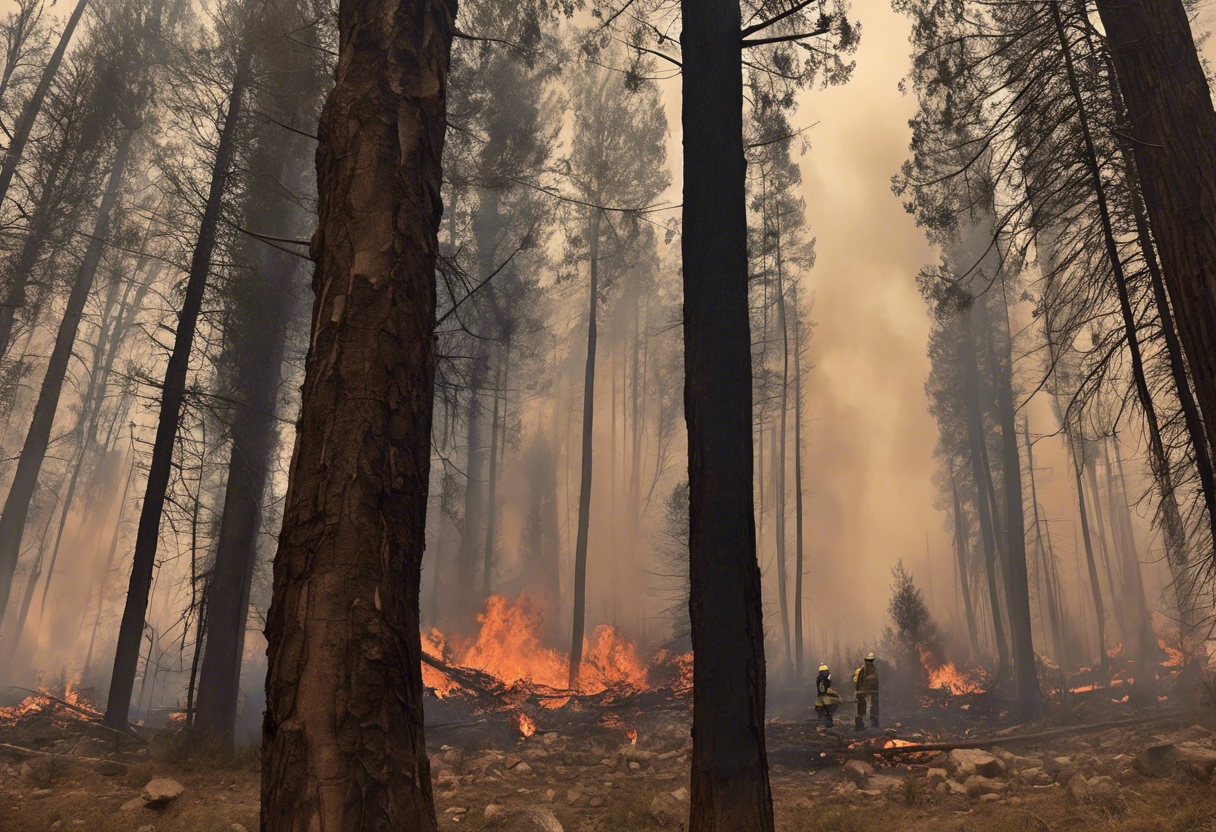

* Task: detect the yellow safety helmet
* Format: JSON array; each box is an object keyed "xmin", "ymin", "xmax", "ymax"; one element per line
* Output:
[{"xmin": 818, "ymin": 664, "xmax": 829, "ymax": 673}]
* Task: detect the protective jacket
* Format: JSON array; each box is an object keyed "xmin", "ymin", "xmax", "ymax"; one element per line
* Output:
[
  {"xmin": 853, "ymin": 660, "xmax": 879, "ymax": 694},
  {"xmin": 815, "ymin": 671, "xmax": 841, "ymax": 708}
]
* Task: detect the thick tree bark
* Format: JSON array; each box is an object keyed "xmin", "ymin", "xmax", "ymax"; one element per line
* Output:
[
  {"xmin": 260, "ymin": 0, "xmax": 454, "ymax": 828},
  {"xmin": 0, "ymin": 0, "xmax": 87, "ymax": 216},
  {"xmin": 569, "ymin": 207, "xmax": 600, "ymax": 688},
  {"xmin": 1094, "ymin": 0, "xmax": 1216, "ymax": 470},
  {"xmin": 682, "ymin": 3, "xmax": 775, "ymax": 829},
  {"xmin": 104, "ymin": 60, "xmax": 248, "ymax": 730},
  {"xmin": 0, "ymin": 128, "xmax": 133, "ymax": 629}
]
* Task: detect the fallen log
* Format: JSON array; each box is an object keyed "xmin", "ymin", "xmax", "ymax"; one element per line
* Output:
[{"xmin": 877, "ymin": 710, "xmax": 1198, "ymax": 756}]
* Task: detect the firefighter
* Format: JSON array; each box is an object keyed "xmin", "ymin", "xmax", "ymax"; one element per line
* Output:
[
  {"xmin": 814, "ymin": 664, "xmax": 841, "ymax": 727},
  {"xmin": 853, "ymin": 652, "xmax": 880, "ymax": 730}
]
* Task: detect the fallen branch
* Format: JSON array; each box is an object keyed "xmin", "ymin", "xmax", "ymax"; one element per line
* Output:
[
  {"xmin": 0, "ymin": 742, "xmax": 110, "ymax": 765},
  {"xmin": 6, "ymin": 687, "xmax": 147, "ymax": 743},
  {"xmin": 878, "ymin": 710, "xmax": 1198, "ymax": 756}
]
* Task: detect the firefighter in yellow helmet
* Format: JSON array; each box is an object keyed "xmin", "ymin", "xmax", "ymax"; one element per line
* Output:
[
  {"xmin": 853, "ymin": 652, "xmax": 879, "ymax": 730},
  {"xmin": 814, "ymin": 664, "xmax": 841, "ymax": 727}
]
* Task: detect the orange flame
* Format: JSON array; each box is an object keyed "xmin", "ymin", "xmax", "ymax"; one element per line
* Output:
[
  {"xmin": 918, "ymin": 648, "xmax": 986, "ymax": 695},
  {"xmin": 422, "ymin": 594, "xmax": 651, "ymax": 696},
  {"xmin": 627, "ymin": 729, "xmax": 638, "ymax": 745},
  {"xmin": 1159, "ymin": 639, "xmax": 1185, "ymax": 668},
  {"xmin": 515, "ymin": 712, "xmax": 537, "ymax": 737}
]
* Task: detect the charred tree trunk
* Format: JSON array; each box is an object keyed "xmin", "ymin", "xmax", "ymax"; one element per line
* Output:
[
  {"xmin": 1052, "ymin": 0, "xmax": 1192, "ymax": 638},
  {"xmin": 0, "ymin": 127, "xmax": 133, "ymax": 628},
  {"xmin": 0, "ymin": 0, "xmax": 87, "ymax": 216},
  {"xmin": 682, "ymin": 3, "xmax": 775, "ymax": 828},
  {"xmin": 1094, "ymin": 0, "xmax": 1216, "ymax": 470},
  {"xmin": 961, "ymin": 306, "xmax": 1010, "ymax": 677},
  {"xmin": 193, "ymin": 247, "xmax": 294, "ymax": 747},
  {"xmin": 1024, "ymin": 419, "xmax": 1065, "ymax": 663},
  {"xmin": 949, "ymin": 459, "xmax": 981, "ymax": 660},
  {"xmin": 569, "ymin": 207, "xmax": 600, "ymax": 688},
  {"xmin": 984, "ymin": 295, "xmax": 1040, "ymax": 711},
  {"xmin": 1075, "ymin": 454, "xmax": 1109, "ymax": 672},
  {"xmin": 456, "ymin": 361, "xmax": 487, "ymax": 625},
  {"xmin": 260, "ymin": 0, "xmax": 455, "ymax": 828},
  {"xmin": 792, "ymin": 289, "xmax": 806, "ymax": 679},
  {"xmin": 773, "ymin": 267, "xmax": 792, "ymax": 671},
  {"xmin": 1103, "ymin": 436, "xmax": 1160, "ymax": 664},
  {"xmin": 483, "ymin": 342, "xmax": 504, "ymax": 599},
  {"xmin": 104, "ymin": 59, "xmax": 248, "ymax": 730}
]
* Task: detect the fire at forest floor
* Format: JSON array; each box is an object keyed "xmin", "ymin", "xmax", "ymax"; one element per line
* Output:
[{"xmin": 2, "ymin": 675, "xmax": 1216, "ymax": 832}]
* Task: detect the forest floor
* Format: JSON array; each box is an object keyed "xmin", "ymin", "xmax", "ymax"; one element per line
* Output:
[{"xmin": 1, "ymin": 687, "xmax": 1214, "ymax": 832}]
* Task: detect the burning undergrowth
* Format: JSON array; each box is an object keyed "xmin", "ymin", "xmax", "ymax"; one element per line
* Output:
[{"xmin": 420, "ymin": 594, "xmax": 692, "ymax": 740}]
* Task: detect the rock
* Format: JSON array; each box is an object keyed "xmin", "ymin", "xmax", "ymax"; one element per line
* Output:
[
  {"xmin": 946, "ymin": 780, "xmax": 968, "ymax": 796},
  {"xmin": 1009, "ymin": 755, "xmax": 1040, "ymax": 772},
  {"xmin": 94, "ymin": 761, "xmax": 126, "ymax": 777},
  {"xmin": 1134, "ymin": 743, "xmax": 1216, "ymax": 778},
  {"xmin": 490, "ymin": 807, "xmax": 564, "ymax": 832},
  {"xmin": 120, "ymin": 797, "xmax": 145, "ymax": 813},
  {"xmin": 588, "ymin": 796, "xmax": 605, "ymax": 808},
  {"xmin": 628, "ymin": 761, "xmax": 640, "ymax": 771},
  {"xmin": 963, "ymin": 776, "xmax": 1007, "ymax": 798},
  {"xmin": 926, "ymin": 768, "xmax": 948, "ymax": 785},
  {"xmin": 485, "ymin": 804, "xmax": 505, "ymax": 821},
  {"xmin": 1088, "ymin": 775, "xmax": 1118, "ymax": 799},
  {"xmin": 843, "ymin": 759, "xmax": 872, "ymax": 787},
  {"xmin": 565, "ymin": 788, "xmax": 583, "ymax": 805},
  {"xmin": 948, "ymin": 749, "xmax": 1006, "ymax": 780},
  {"xmin": 141, "ymin": 778, "xmax": 185, "ymax": 808},
  {"xmin": 1043, "ymin": 755, "xmax": 1072, "ymax": 776},
  {"xmin": 977, "ymin": 793, "xmax": 1001, "ymax": 803},
  {"xmin": 514, "ymin": 762, "xmax": 533, "ymax": 774},
  {"xmin": 30, "ymin": 788, "xmax": 53, "ymax": 799},
  {"xmin": 650, "ymin": 789, "xmax": 689, "ymax": 824},
  {"xmin": 1064, "ymin": 773, "xmax": 1090, "ymax": 803},
  {"xmin": 19, "ymin": 761, "xmax": 36, "ymax": 779},
  {"xmin": 49, "ymin": 822, "xmax": 62, "ymax": 832}
]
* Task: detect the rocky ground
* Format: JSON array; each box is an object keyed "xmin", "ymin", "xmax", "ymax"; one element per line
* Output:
[{"xmin": 3, "ymin": 698, "xmax": 1216, "ymax": 832}]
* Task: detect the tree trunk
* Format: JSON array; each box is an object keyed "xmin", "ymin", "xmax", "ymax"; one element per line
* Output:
[
  {"xmin": 104, "ymin": 58, "xmax": 248, "ymax": 730},
  {"xmin": 960, "ymin": 306, "xmax": 1010, "ymax": 677},
  {"xmin": 0, "ymin": 127, "xmax": 133, "ymax": 628},
  {"xmin": 1024, "ymin": 419, "xmax": 1065, "ymax": 663},
  {"xmin": 456, "ymin": 361, "xmax": 487, "ymax": 626},
  {"xmin": 1051, "ymin": 0, "xmax": 1191, "ymax": 641},
  {"xmin": 0, "ymin": 141, "xmax": 70, "ymax": 360},
  {"xmin": 1094, "ymin": 0, "xmax": 1216, "ymax": 469},
  {"xmin": 483, "ymin": 342, "xmax": 504, "ymax": 599},
  {"xmin": 773, "ymin": 267, "xmax": 792, "ymax": 671},
  {"xmin": 1100, "ymin": 47, "xmax": 1209, "ymax": 627},
  {"xmin": 1103, "ymin": 436, "xmax": 1161, "ymax": 664},
  {"xmin": 792, "ymin": 291, "xmax": 806, "ymax": 680},
  {"xmin": 193, "ymin": 246, "xmax": 294, "ymax": 746},
  {"xmin": 983, "ymin": 294, "xmax": 1040, "ymax": 711},
  {"xmin": 682, "ymin": 3, "xmax": 775, "ymax": 828},
  {"xmin": 568, "ymin": 208, "xmax": 600, "ymax": 688},
  {"xmin": 0, "ymin": 0, "xmax": 88, "ymax": 217},
  {"xmin": 949, "ymin": 459, "xmax": 981, "ymax": 660},
  {"xmin": 260, "ymin": 0, "xmax": 454, "ymax": 827}
]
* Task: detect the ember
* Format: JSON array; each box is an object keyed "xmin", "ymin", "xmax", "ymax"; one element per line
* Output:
[{"xmin": 1159, "ymin": 639, "xmax": 1185, "ymax": 668}]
